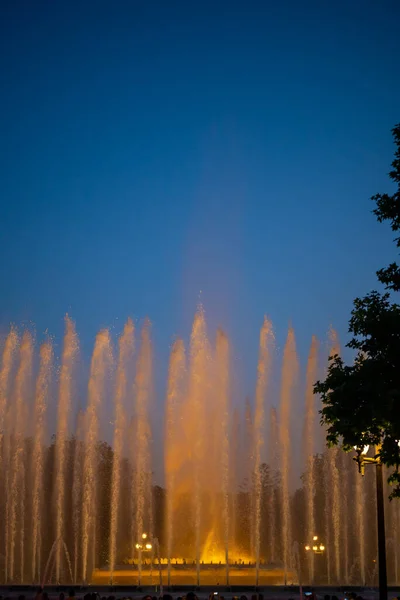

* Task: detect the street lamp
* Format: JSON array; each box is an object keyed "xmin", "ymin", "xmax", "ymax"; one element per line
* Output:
[
  {"xmin": 135, "ymin": 533, "xmax": 162, "ymax": 589},
  {"xmin": 353, "ymin": 445, "xmax": 387, "ymax": 600},
  {"xmin": 304, "ymin": 535, "xmax": 325, "ymax": 555}
]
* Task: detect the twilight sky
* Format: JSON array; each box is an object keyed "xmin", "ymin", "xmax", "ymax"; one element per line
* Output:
[{"xmin": 1, "ymin": 0, "xmax": 399, "ymax": 399}]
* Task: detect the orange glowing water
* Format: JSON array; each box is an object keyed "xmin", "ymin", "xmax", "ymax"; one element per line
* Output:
[
  {"xmin": 31, "ymin": 340, "xmax": 53, "ymax": 582},
  {"xmin": 81, "ymin": 329, "xmax": 113, "ymax": 582},
  {"xmin": 0, "ymin": 309, "xmax": 395, "ymax": 586},
  {"xmin": 109, "ymin": 319, "xmax": 135, "ymax": 579},
  {"xmin": 279, "ymin": 327, "xmax": 298, "ymax": 580},
  {"xmin": 303, "ymin": 335, "xmax": 318, "ymax": 584},
  {"xmin": 55, "ymin": 316, "xmax": 78, "ymax": 580}
]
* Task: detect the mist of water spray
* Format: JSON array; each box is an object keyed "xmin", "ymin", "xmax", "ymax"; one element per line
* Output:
[
  {"xmin": 245, "ymin": 397, "xmax": 255, "ymax": 554},
  {"xmin": 279, "ymin": 326, "xmax": 298, "ymax": 580},
  {"xmin": 187, "ymin": 307, "xmax": 208, "ymax": 585},
  {"xmin": 230, "ymin": 408, "xmax": 240, "ymax": 555},
  {"xmin": 215, "ymin": 329, "xmax": 230, "ymax": 583},
  {"xmin": 31, "ymin": 341, "xmax": 53, "ymax": 583},
  {"xmin": 81, "ymin": 329, "xmax": 112, "ymax": 582},
  {"xmin": 355, "ymin": 464, "xmax": 366, "ymax": 583},
  {"xmin": 341, "ymin": 452, "xmax": 349, "ymax": 584},
  {"xmin": 0, "ymin": 327, "xmax": 19, "ymax": 583},
  {"xmin": 267, "ymin": 406, "xmax": 279, "ymax": 562},
  {"xmin": 109, "ymin": 319, "xmax": 134, "ymax": 580},
  {"xmin": 72, "ymin": 410, "xmax": 85, "ymax": 583},
  {"xmin": 133, "ymin": 319, "xmax": 153, "ymax": 584},
  {"xmin": 55, "ymin": 316, "xmax": 78, "ymax": 581},
  {"xmin": 165, "ymin": 337, "xmax": 185, "ymax": 585},
  {"xmin": 1, "ymin": 311, "xmax": 397, "ymax": 587},
  {"xmin": 9, "ymin": 331, "xmax": 33, "ymax": 582},
  {"xmin": 327, "ymin": 327, "xmax": 341, "ymax": 583},
  {"xmin": 303, "ymin": 335, "xmax": 318, "ymax": 583},
  {"xmin": 253, "ymin": 317, "xmax": 273, "ymax": 584},
  {"xmin": 0, "ymin": 328, "xmax": 19, "ymax": 462},
  {"xmin": 323, "ymin": 450, "xmax": 332, "ymax": 584}
]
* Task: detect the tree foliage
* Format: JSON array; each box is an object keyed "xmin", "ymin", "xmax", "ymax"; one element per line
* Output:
[{"xmin": 314, "ymin": 124, "xmax": 400, "ymax": 499}]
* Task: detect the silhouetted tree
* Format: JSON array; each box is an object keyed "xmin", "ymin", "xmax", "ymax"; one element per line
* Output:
[{"xmin": 315, "ymin": 124, "xmax": 400, "ymax": 498}]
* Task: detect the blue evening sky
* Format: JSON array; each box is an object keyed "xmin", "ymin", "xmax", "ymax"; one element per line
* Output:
[{"xmin": 1, "ymin": 0, "xmax": 399, "ymax": 400}]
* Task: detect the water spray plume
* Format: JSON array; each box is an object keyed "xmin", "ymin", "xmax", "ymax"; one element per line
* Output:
[
  {"xmin": 0, "ymin": 327, "xmax": 19, "ymax": 584},
  {"xmin": 215, "ymin": 329, "xmax": 230, "ymax": 584},
  {"xmin": 72, "ymin": 410, "xmax": 85, "ymax": 583},
  {"xmin": 31, "ymin": 340, "xmax": 53, "ymax": 583},
  {"xmin": 0, "ymin": 327, "xmax": 19, "ymax": 453},
  {"xmin": 165, "ymin": 337, "xmax": 185, "ymax": 586},
  {"xmin": 55, "ymin": 316, "xmax": 79, "ymax": 581},
  {"xmin": 132, "ymin": 319, "xmax": 152, "ymax": 585},
  {"xmin": 303, "ymin": 335, "xmax": 319, "ymax": 584},
  {"xmin": 279, "ymin": 326, "xmax": 298, "ymax": 582},
  {"xmin": 253, "ymin": 317, "xmax": 274, "ymax": 585},
  {"xmin": 188, "ymin": 306, "xmax": 208, "ymax": 585},
  {"xmin": 268, "ymin": 406, "xmax": 279, "ymax": 563},
  {"xmin": 327, "ymin": 327, "xmax": 341, "ymax": 583},
  {"xmin": 109, "ymin": 318, "xmax": 135, "ymax": 580},
  {"xmin": 9, "ymin": 331, "xmax": 34, "ymax": 582},
  {"xmin": 81, "ymin": 328, "xmax": 113, "ymax": 582}
]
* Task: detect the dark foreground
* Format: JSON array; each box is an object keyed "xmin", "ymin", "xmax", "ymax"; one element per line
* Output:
[{"xmin": 1, "ymin": 586, "xmax": 400, "ymax": 600}]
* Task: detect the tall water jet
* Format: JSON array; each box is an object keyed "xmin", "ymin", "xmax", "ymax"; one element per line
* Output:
[
  {"xmin": 329, "ymin": 452, "xmax": 341, "ymax": 583},
  {"xmin": 9, "ymin": 331, "xmax": 33, "ymax": 582},
  {"xmin": 0, "ymin": 327, "xmax": 19, "ymax": 465},
  {"xmin": 81, "ymin": 329, "xmax": 112, "ymax": 583},
  {"xmin": 267, "ymin": 406, "xmax": 279, "ymax": 562},
  {"xmin": 109, "ymin": 319, "xmax": 135, "ymax": 581},
  {"xmin": 165, "ymin": 337, "xmax": 185, "ymax": 586},
  {"xmin": 253, "ymin": 317, "xmax": 274, "ymax": 585},
  {"xmin": 303, "ymin": 335, "xmax": 319, "ymax": 584},
  {"xmin": 323, "ymin": 450, "xmax": 332, "ymax": 584},
  {"xmin": 132, "ymin": 319, "xmax": 153, "ymax": 585},
  {"xmin": 279, "ymin": 326, "xmax": 298, "ymax": 582},
  {"xmin": 245, "ymin": 397, "xmax": 255, "ymax": 554},
  {"xmin": 215, "ymin": 329, "xmax": 230, "ymax": 584},
  {"xmin": 327, "ymin": 327, "xmax": 341, "ymax": 583},
  {"xmin": 72, "ymin": 410, "xmax": 85, "ymax": 583},
  {"xmin": 187, "ymin": 307, "xmax": 208, "ymax": 586},
  {"xmin": 31, "ymin": 340, "xmax": 53, "ymax": 583},
  {"xmin": 230, "ymin": 407, "xmax": 240, "ymax": 555},
  {"xmin": 0, "ymin": 327, "xmax": 18, "ymax": 582},
  {"xmin": 354, "ymin": 462, "xmax": 366, "ymax": 584},
  {"xmin": 55, "ymin": 316, "xmax": 78, "ymax": 581},
  {"xmin": 340, "ymin": 452, "xmax": 349, "ymax": 584}
]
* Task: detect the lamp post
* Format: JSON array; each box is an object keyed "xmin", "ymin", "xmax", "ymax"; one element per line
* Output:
[
  {"xmin": 304, "ymin": 535, "xmax": 325, "ymax": 556},
  {"xmin": 353, "ymin": 445, "xmax": 387, "ymax": 600},
  {"xmin": 304, "ymin": 535, "xmax": 325, "ymax": 586},
  {"xmin": 135, "ymin": 532, "xmax": 150, "ymax": 586},
  {"xmin": 135, "ymin": 533, "xmax": 162, "ymax": 590}
]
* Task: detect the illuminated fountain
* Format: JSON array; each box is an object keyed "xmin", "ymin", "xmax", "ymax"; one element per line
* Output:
[{"xmin": 0, "ymin": 308, "xmax": 398, "ymax": 586}]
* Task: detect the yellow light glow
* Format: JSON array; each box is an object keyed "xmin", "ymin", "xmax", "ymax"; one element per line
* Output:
[
  {"xmin": 312, "ymin": 535, "xmax": 318, "ymax": 541},
  {"xmin": 305, "ymin": 545, "xmax": 310, "ymax": 551},
  {"xmin": 319, "ymin": 545, "xmax": 325, "ymax": 551},
  {"xmin": 145, "ymin": 543, "xmax": 152, "ymax": 550},
  {"xmin": 135, "ymin": 543, "xmax": 141, "ymax": 549},
  {"xmin": 354, "ymin": 445, "xmax": 369, "ymax": 455},
  {"xmin": 312, "ymin": 546, "xmax": 318, "ymax": 551},
  {"xmin": 142, "ymin": 533, "xmax": 148, "ymax": 540}
]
